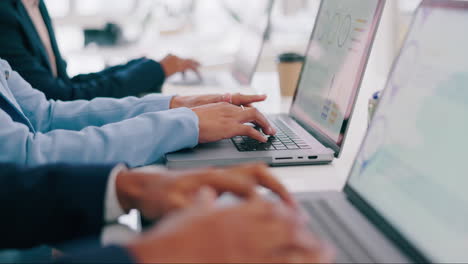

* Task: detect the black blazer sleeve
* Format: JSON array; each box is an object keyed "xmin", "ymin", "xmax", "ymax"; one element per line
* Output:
[
  {"xmin": 66, "ymin": 57, "xmax": 166, "ymax": 99},
  {"xmin": 0, "ymin": 164, "xmax": 113, "ymax": 249},
  {"xmin": 0, "ymin": 0, "xmax": 166, "ymax": 101},
  {"xmin": 56, "ymin": 246, "xmax": 134, "ymax": 264}
]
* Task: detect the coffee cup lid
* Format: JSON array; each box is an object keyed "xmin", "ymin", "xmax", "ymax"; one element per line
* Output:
[{"xmin": 277, "ymin": 52, "xmax": 305, "ymax": 63}]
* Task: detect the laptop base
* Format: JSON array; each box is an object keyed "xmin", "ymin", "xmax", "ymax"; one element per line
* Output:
[
  {"xmin": 166, "ymin": 71, "xmax": 237, "ymax": 87},
  {"xmin": 215, "ymin": 191, "xmax": 410, "ymax": 263},
  {"xmin": 295, "ymin": 192, "xmax": 410, "ymax": 264},
  {"xmin": 165, "ymin": 114, "xmax": 335, "ymax": 169}
]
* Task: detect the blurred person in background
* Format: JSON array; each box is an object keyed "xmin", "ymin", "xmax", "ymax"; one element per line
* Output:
[{"xmin": 0, "ymin": 0, "xmax": 200, "ymax": 101}]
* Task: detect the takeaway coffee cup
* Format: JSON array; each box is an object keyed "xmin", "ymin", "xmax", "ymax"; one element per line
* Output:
[{"xmin": 277, "ymin": 53, "xmax": 304, "ymax": 97}]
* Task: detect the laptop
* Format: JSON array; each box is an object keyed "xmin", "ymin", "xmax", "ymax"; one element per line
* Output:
[
  {"xmin": 166, "ymin": 1, "xmax": 273, "ymax": 88},
  {"xmin": 293, "ymin": 1, "xmax": 468, "ymax": 262},
  {"xmin": 166, "ymin": 0, "xmax": 386, "ymax": 169}
]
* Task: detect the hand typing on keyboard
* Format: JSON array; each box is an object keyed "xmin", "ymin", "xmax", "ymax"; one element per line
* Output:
[
  {"xmin": 191, "ymin": 103, "xmax": 276, "ymax": 143},
  {"xmin": 232, "ymin": 120, "xmax": 312, "ymax": 152}
]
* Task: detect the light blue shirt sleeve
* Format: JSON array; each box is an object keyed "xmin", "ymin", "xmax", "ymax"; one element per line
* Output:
[
  {"xmin": 7, "ymin": 67, "xmax": 175, "ymax": 132},
  {"xmin": 0, "ymin": 105, "xmax": 199, "ymax": 167},
  {"xmin": 0, "ymin": 59, "xmax": 200, "ymax": 167}
]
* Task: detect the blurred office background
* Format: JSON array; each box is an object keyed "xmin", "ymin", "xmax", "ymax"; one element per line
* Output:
[{"xmin": 44, "ymin": 0, "xmax": 422, "ymax": 81}]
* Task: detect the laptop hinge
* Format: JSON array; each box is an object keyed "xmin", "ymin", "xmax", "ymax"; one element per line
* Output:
[{"xmin": 290, "ymin": 115, "xmax": 341, "ymax": 157}]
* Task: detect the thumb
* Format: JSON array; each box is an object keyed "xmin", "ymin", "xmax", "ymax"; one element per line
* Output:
[{"xmin": 194, "ymin": 187, "xmax": 217, "ymax": 208}]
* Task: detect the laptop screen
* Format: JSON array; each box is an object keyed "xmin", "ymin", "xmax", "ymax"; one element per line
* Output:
[
  {"xmin": 348, "ymin": 1, "xmax": 468, "ymax": 262},
  {"xmin": 290, "ymin": 0, "xmax": 384, "ymax": 154},
  {"xmin": 231, "ymin": 1, "xmax": 272, "ymax": 85}
]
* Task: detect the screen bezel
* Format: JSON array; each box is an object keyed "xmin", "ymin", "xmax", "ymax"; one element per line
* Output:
[
  {"xmin": 343, "ymin": 1, "xmax": 468, "ymax": 262},
  {"xmin": 289, "ymin": 0, "xmax": 386, "ymax": 157}
]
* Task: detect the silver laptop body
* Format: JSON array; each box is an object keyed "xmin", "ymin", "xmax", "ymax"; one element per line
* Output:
[
  {"xmin": 293, "ymin": 1, "xmax": 468, "ymax": 262},
  {"xmin": 166, "ymin": 0, "xmax": 385, "ymax": 169}
]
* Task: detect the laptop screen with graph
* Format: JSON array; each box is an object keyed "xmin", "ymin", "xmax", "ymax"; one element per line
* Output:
[
  {"xmin": 348, "ymin": 1, "xmax": 468, "ymax": 262},
  {"xmin": 290, "ymin": 0, "xmax": 383, "ymax": 151}
]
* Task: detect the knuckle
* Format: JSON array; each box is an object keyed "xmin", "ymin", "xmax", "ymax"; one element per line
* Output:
[
  {"xmin": 203, "ymin": 170, "xmax": 220, "ymax": 180},
  {"xmin": 247, "ymin": 127, "xmax": 257, "ymax": 136},
  {"xmin": 203, "ymin": 167, "xmax": 218, "ymax": 175},
  {"xmin": 241, "ymin": 125, "xmax": 251, "ymax": 132},
  {"xmin": 248, "ymin": 107, "xmax": 257, "ymax": 114},
  {"xmin": 253, "ymin": 162, "xmax": 267, "ymax": 169},
  {"xmin": 262, "ymin": 200, "xmax": 276, "ymax": 211},
  {"xmin": 252, "ymin": 163, "xmax": 268, "ymax": 173}
]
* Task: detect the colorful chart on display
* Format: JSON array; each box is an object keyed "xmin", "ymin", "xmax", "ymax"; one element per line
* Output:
[
  {"xmin": 349, "ymin": 3, "xmax": 468, "ymax": 263},
  {"xmin": 291, "ymin": 0, "xmax": 380, "ymax": 146}
]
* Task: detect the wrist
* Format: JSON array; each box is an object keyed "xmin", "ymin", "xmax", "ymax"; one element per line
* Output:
[
  {"xmin": 126, "ymin": 231, "xmax": 191, "ymax": 264},
  {"xmin": 126, "ymin": 239, "xmax": 152, "ymax": 264},
  {"xmin": 160, "ymin": 60, "xmax": 171, "ymax": 77},
  {"xmin": 126, "ymin": 239, "xmax": 159, "ymax": 263},
  {"xmin": 116, "ymin": 170, "xmax": 169, "ymax": 216},
  {"xmin": 115, "ymin": 170, "xmax": 143, "ymax": 213},
  {"xmin": 170, "ymin": 96, "xmax": 182, "ymax": 109}
]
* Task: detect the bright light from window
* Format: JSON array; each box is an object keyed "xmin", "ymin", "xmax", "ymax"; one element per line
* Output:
[
  {"xmin": 44, "ymin": 0, "xmax": 70, "ymax": 17},
  {"xmin": 399, "ymin": 0, "xmax": 421, "ymax": 13}
]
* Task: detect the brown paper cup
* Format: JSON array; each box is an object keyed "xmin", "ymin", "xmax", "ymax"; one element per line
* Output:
[{"xmin": 277, "ymin": 53, "xmax": 304, "ymax": 97}]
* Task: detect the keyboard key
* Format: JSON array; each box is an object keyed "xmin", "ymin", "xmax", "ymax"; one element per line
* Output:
[
  {"xmin": 232, "ymin": 119, "xmax": 309, "ymax": 152},
  {"xmin": 233, "ymin": 138, "xmax": 244, "ymax": 143},
  {"xmin": 287, "ymin": 146, "xmax": 300, "ymax": 150},
  {"xmin": 273, "ymin": 144, "xmax": 285, "ymax": 148}
]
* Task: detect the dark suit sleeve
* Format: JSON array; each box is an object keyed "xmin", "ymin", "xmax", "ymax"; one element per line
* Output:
[
  {"xmin": 0, "ymin": 164, "xmax": 114, "ymax": 249},
  {"xmin": 56, "ymin": 246, "xmax": 135, "ymax": 264},
  {"xmin": 67, "ymin": 57, "xmax": 166, "ymax": 99},
  {"xmin": 0, "ymin": 1, "xmax": 166, "ymax": 101}
]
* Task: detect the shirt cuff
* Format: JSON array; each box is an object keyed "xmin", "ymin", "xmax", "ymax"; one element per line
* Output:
[{"xmin": 105, "ymin": 164, "xmax": 128, "ymax": 223}]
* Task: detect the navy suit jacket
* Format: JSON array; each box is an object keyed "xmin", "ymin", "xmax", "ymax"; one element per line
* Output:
[
  {"xmin": 0, "ymin": 0, "xmax": 165, "ymax": 101},
  {"xmin": 0, "ymin": 164, "xmax": 134, "ymax": 263}
]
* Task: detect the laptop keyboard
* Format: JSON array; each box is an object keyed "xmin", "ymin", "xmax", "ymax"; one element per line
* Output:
[
  {"xmin": 301, "ymin": 199, "xmax": 375, "ymax": 263},
  {"xmin": 232, "ymin": 119, "xmax": 312, "ymax": 152}
]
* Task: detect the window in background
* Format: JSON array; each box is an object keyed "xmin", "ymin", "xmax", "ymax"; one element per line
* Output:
[
  {"xmin": 44, "ymin": 0, "xmax": 70, "ymax": 17},
  {"xmin": 42, "ymin": 0, "xmax": 400, "ymax": 79},
  {"xmin": 399, "ymin": 0, "xmax": 421, "ymax": 14},
  {"xmin": 269, "ymin": 0, "xmax": 319, "ymax": 54}
]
